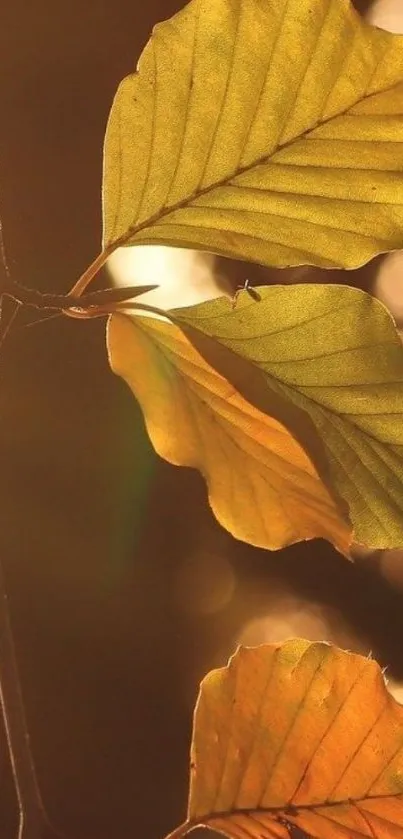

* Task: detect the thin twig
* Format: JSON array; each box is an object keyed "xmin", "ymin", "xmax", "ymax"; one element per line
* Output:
[
  {"xmin": 0, "ymin": 560, "xmax": 71, "ymax": 839},
  {"xmin": 0, "ymin": 208, "xmax": 69, "ymax": 838},
  {"xmin": 1, "ymin": 279, "xmax": 159, "ymax": 316},
  {"xmin": 0, "ymin": 210, "xmax": 158, "ymax": 322},
  {"xmin": 0, "ymin": 559, "xmax": 48, "ymax": 838},
  {"xmin": 0, "ymin": 207, "xmax": 22, "ymax": 351},
  {"xmin": 0, "ymin": 208, "xmax": 41, "ymax": 838},
  {"xmin": 0, "ymin": 301, "xmax": 22, "ymax": 351},
  {"xmin": 0, "ymin": 214, "xmax": 10, "ymax": 281},
  {"xmin": 21, "ymin": 313, "xmax": 64, "ymax": 330}
]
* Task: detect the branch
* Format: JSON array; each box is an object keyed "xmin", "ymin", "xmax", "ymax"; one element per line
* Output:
[
  {"xmin": 0, "ymin": 277, "xmax": 159, "ymax": 315},
  {"xmin": 0, "ymin": 559, "xmax": 51, "ymax": 838}
]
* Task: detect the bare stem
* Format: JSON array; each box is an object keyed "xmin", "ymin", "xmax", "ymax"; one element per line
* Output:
[
  {"xmin": 0, "ymin": 277, "xmax": 159, "ymax": 317},
  {"xmin": 0, "ymin": 559, "xmax": 48, "ymax": 838},
  {"xmin": 0, "ymin": 214, "xmax": 94, "ymax": 839}
]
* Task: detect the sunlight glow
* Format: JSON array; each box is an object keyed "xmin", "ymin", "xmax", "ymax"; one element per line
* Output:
[
  {"xmin": 238, "ymin": 598, "xmax": 367, "ymax": 653},
  {"xmin": 367, "ymin": 0, "xmax": 403, "ymax": 32},
  {"xmin": 108, "ymin": 245, "xmax": 231, "ymax": 313}
]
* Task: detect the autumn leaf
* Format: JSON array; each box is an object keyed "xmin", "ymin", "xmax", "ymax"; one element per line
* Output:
[
  {"xmin": 107, "ymin": 312, "xmax": 351, "ymax": 553},
  {"xmin": 103, "ymin": 0, "xmax": 403, "ymax": 270},
  {"xmin": 173, "ymin": 284, "xmax": 403, "ymax": 549},
  {"xmin": 165, "ymin": 640, "xmax": 403, "ymax": 839}
]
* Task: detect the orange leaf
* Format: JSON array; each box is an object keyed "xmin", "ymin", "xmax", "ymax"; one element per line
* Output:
[
  {"xmin": 107, "ymin": 313, "xmax": 351, "ymax": 552},
  {"xmin": 167, "ymin": 641, "xmax": 403, "ymax": 839}
]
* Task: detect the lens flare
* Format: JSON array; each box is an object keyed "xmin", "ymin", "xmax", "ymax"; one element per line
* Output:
[{"xmin": 174, "ymin": 550, "xmax": 236, "ymax": 616}]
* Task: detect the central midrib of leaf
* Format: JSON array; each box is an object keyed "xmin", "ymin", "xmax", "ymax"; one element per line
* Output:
[
  {"xmin": 110, "ymin": 82, "xmax": 397, "ymax": 252},
  {"xmin": 193, "ymin": 790, "xmax": 402, "ymax": 823}
]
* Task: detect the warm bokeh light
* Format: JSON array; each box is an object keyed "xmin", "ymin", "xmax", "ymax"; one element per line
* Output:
[
  {"xmin": 367, "ymin": 0, "xmax": 403, "ymax": 31},
  {"xmin": 373, "ymin": 252, "xmax": 403, "ymax": 328},
  {"xmin": 239, "ymin": 600, "xmax": 329, "ymax": 645},
  {"xmin": 366, "ymin": 0, "xmax": 403, "ymax": 606},
  {"xmin": 349, "ymin": 544, "xmax": 380, "ymax": 561},
  {"xmin": 380, "ymin": 550, "xmax": 403, "ymax": 590},
  {"xmin": 387, "ymin": 679, "xmax": 403, "ymax": 704},
  {"xmin": 238, "ymin": 597, "xmax": 367, "ymax": 653},
  {"xmin": 368, "ymin": 1, "xmax": 403, "ymax": 333},
  {"xmin": 108, "ymin": 245, "xmax": 231, "ymax": 312},
  {"xmin": 173, "ymin": 550, "xmax": 236, "ymax": 615}
]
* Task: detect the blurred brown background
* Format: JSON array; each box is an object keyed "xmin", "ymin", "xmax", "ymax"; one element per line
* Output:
[{"xmin": 1, "ymin": 0, "xmax": 403, "ymax": 837}]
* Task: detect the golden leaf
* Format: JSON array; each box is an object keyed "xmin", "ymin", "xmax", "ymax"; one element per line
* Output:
[
  {"xmin": 166, "ymin": 641, "xmax": 403, "ymax": 839},
  {"xmin": 175, "ymin": 284, "xmax": 403, "ymax": 549},
  {"xmin": 103, "ymin": 0, "xmax": 403, "ymax": 269},
  {"xmin": 107, "ymin": 312, "xmax": 351, "ymax": 552}
]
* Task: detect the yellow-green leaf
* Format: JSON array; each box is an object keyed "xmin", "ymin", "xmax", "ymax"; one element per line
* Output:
[
  {"xmin": 174, "ymin": 283, "xmax": 403, "ymax": 549},
  {"xmin": 166, "ymin": 641, "xmax": 403, "ymax": 839},
  {"xmin": 103, "ymin": 0, "xmax": 403, "ymax": 269},
  {"xmin": 107, "ymin": 312, "xmax": 351, "ymax": 553}
]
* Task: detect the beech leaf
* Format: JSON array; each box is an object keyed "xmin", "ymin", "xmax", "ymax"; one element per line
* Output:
[
  {"xmin": 174, "ymin": 284, "xmax": 403, "ymax": 549},
  {"xmin": 166, "ymin": 640, "xmax": 403, "ymax": 839},
  {"xmin": 103, "ymin": 0, "xmax": 403, "ymax": 269},
  {"xmin": 107, "ymin": 312, "xmax": 351, "ymax": 553}
]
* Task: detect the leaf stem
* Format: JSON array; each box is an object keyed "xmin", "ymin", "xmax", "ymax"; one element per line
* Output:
[
  {"xmin": 112, "ymin": 300, "xmax": 173, "ymax": 320},
  {"xmin": 66, "ymin": 248, "xmax": 112, "ymax": 298},
  {"xmin": 163, "ymin": 819, "xmax": 194, "ymax": 839}
]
